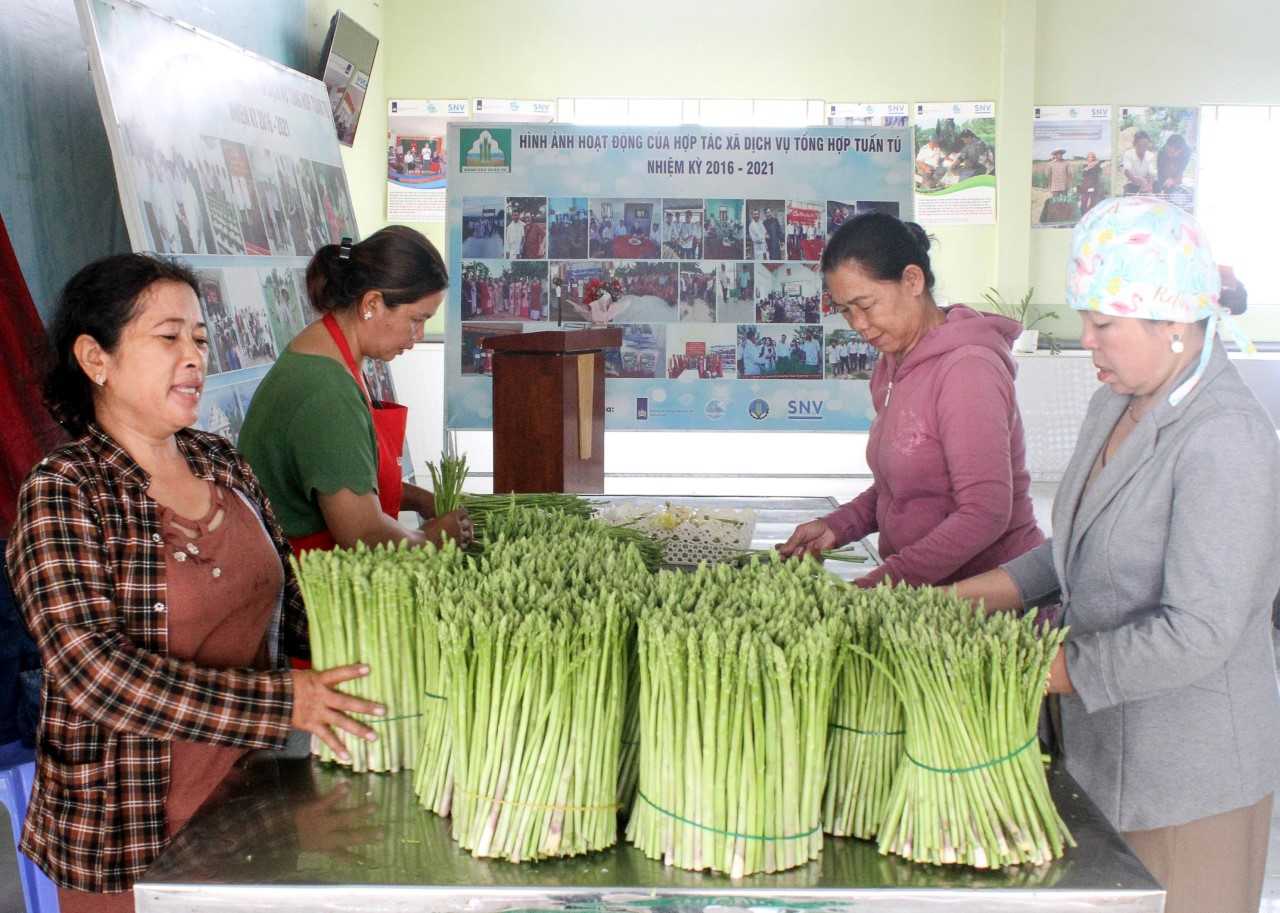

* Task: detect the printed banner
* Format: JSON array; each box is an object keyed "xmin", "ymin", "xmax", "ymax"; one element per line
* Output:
[
  {"xmin": 913, "ymin": 101, "xmax": 996, "ymax": 225},
  {"xmin": 445, "ymin": 123, "xmax": 914, "ymax": 432},
  {"xmin": 1116, "ymin": 106, "xmax": 1199, "ymax": 212},
  {"xmin": 387, "ymin": 99, "xmax": 467, "ymax": 223},
  {"xmin": 319, "ymin": 11, "xmax": 378, "ymax": 147},
  {"xmin": 1031, "ymin": 105, "xmax": 1112, "ymax": 229}
]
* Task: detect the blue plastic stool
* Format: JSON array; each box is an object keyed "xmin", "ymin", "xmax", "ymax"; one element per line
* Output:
[{"xmin": 0, "ymin": 742, "xmax": 59, "ymax": 913}]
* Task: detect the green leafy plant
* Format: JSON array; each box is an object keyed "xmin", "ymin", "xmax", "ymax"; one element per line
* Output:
[{"xmin": 981, "ymin": 287, "xmax": 1062, "ymax": 353}]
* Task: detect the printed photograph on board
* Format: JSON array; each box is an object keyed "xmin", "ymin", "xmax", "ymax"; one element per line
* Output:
[
  {"xmin": 702, "ymin": 198, "xmax": 744, "ymax": 259},
  {"xmin": 1117, "ymin": 106, "xmax": 1198, "ymax": 212},
  {"xmin": 827, "ymin": 199, "xmax": 901, "ymax": 237},
  {"xmin": 825, "ymin": 329, "xmax": 879, "ymax": 380},
  {"xmin": 248, "ymin": 147, "xmax": 296, "ymax": 256},
  {"xmin": 737, "ymin": 324, "xmax": 824, "ymax": 379},
  {"xmin": 785, "ymin": 201, "xmax": 825, "ymax": 261},
  {"xmin": 220, "ymin": 139, "xmax": 272, "ymax": 255},
  {"xmin": 666, "ymin": 324, "xmax": 737, "ymax": 379},
  {"xmin": 219, "ymin": 268, "xmax": 280, "ymax": 368},
  {"xmin": 460, "ymin": 260, "xmax": 549, "ymax": 321},
  {"xmin": 550, "ymin": 261, "xmax": 678, "ymax": 323},
  {"xmin": 260, "ymin": 268, "xmax": 310, "ymax": 355},
  {"xmin": 196, "ymin": 270, "xmax": 240, "ymax": 374},
  {"xmin": 121, "ymin": 126, "xmax": 219, "ymax": 256},
  {"xmin": 661, "ymin": 199, "xmax": 704, "ymax": 260},
  {"xmin": 390, "ymin": 135, "xmax": 444, "ymax": 182},
  {"xmin": 604, "ymin": 324, "xmax": 665, "ymax": 379},
  {"xmin": 462, "ymin": 196, "xmax": 506, "ymax": 258},
  {"xmin": 505, "ymin": 196, "xmax": 548, "ymax": 259},
  {"xmin": 197, "ymin": 381, "xmax": 249, "ymax": 446},
  {"xmin": 745, "ymin": 199, "xmax": 785, "ymax": 260},
  {"xmin": 678, "ymin": 261, "xmax": 752, "ymax": 322},
  {"xmin": 309, "ymin": 160, "xmax": 359, "ymax": 242},
  {"xmin": 548, "ymin": 197, "xmax": 589, "ymax": 259},
  {"xmin": 461, "ymin": 323, "xmax": 523, "ymax": 376},
  {"xmin": 755, "ymin": 262, "xmax": 822, "ymax": 324},
  {"xmin": 363, "ymin": 358, "xmax": 397, "ymax": 404},
  {"xmin": 913, "ymin": 115, "xmax": 996, "ymax": 192},
  {"xmin": 590, "ymin": 198, "xmax": 662, "ymax": 259}
]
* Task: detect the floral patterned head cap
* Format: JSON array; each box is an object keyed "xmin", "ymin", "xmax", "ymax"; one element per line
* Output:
[{"xmin": 1067, "ymin": 195, "xmax": 1252, "ymax": 405}]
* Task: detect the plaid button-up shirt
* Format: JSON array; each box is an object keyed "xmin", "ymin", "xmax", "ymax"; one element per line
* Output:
[{"xmin": 5, "ymin": 424, "xmax": 310, "ymax": 893}]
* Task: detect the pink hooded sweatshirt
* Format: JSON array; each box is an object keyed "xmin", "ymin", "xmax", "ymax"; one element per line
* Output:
[{"xmin": 824, "ymin": 305, "xmax": 1044, "ymax": 588}]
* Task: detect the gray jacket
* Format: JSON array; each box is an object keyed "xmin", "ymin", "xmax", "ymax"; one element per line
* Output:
[{"xmin": 1004, "ymin": 341, "xmax": 1280, "ymax": 831}]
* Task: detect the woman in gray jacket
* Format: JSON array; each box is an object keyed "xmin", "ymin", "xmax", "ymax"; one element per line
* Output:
[{"xmin": 956, "ymin": 196, "xmax": 1279, "ymax": 913}]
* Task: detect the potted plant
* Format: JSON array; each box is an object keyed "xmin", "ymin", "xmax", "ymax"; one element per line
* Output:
[{"xmin": 981, "ymin": 287, "xmax": 1059, "ymax": 354}]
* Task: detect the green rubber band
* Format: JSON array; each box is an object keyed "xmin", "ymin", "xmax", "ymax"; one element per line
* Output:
[
  {"xmin": 424, "ymin": 691, "xmax": 447, "ymax": 701},
  {"xmin": 830, "ymin": 722, "xmax": 905, "ymax": 737},
  {"xmin": 368, "ymin": 712, "xmax": 423, "ymax": 724},
  {"xmin": 635, "ymin": 790, "xmax": 820, "ymax": 842},
  {"xmin": 905, "ymin": 734, "xmax": 1038, "ymax": 775}
]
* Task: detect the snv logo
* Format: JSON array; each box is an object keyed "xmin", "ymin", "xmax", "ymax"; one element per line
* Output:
[{"xmin": 787, "ymin": 399, "xmax": 825, "ymax": 420}]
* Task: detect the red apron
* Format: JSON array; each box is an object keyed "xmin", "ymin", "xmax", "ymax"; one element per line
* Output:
[{"xmin": 288, "ymin": 313, "xmax": 408, "ymax": 556}]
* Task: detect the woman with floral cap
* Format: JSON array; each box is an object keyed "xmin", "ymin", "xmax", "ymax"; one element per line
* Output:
[{"xmin": 955, "ymin": 196, "xmax": 1279, "ymax": 913}]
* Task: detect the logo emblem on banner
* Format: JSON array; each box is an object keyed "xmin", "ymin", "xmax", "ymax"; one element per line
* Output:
[
  {"xmin": 748, "ymin": 398, "xmax": 770, "ymax": 421},
  {"xmin": 704, "ymin": 400, "xmax": 726, "ymax": 420},
  {"xmin": 459, "ymin": 128, "xmax": 512, "ymax": 173}
]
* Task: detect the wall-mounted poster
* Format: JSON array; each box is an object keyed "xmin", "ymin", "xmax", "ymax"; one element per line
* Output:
[
  {"xmin": 318, "ymin": 11, "xmax": 379, "ymax": 147},
  {"xmin": 387, "ymin": 99, "xmax": 468, "ymax": 223},
  {"xmin": 827, "ymin": 103, "xmax": 909, "ymax": 128},
  {"xmin": 1031, "ymin": 105, "xmax": 1112, "ymax": 229},
  {"xmin": 1116, "ymin": 106, "xmax": 1199, "ymax": 212},
  {"xmin": 445, "ymin": 123, "xmax": 914, "ymax": 432},
  {"xmin": 75, "ymin": 0, "xmax": 402, "ymax": 467},
  {"xmin": 913, "ymin": 101, "xmax": 997, "ymax": 225}
]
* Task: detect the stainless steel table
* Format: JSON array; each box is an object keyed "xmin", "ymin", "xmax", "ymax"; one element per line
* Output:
[
  {"xmin": 137, "ymin": 757, "xmax": 1162, "ymax": 912},
  {"xmin": 135, "ymin": 494, "xmax": 1162, "ymax": 912}
]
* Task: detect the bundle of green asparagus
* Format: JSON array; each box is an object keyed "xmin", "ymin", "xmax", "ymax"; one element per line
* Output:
[
  {"xmin": 870, "ymin": 592, "xmax": 1074, "ymax": 868},
  {"xmin": 441, "ymin": 512, "xmax": 652, "ymax": 860},
  {"xmin": 626, "ymin": 554, "xmax": 845, "ymax": 877},
  {"xmin": 292, "ymin": 542, "xmax": 445, "ymax": 772},
  {"xmin": 823, "ymin": 586, "xmax": 904, "ymax": 839}
]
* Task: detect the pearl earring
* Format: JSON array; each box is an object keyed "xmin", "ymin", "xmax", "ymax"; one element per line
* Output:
[
  {"xmin": 95, "ymin": 374, "xmax": 106, "ymax": 386},
  {"xmin": 362, "ymin": 311, "xmax": 373, "ymax": 321},
  {"xmin": 1170, "ymin": 334, "xmax": 1185, "ymax": 354}
]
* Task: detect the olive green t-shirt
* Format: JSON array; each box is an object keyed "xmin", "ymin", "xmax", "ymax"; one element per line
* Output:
[{"xmin": 238, "ymin": 350, "xmax": 377, "ymax": 539}]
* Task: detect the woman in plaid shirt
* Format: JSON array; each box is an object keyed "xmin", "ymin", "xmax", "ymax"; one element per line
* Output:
[{"xmin": 5, "ymin": 255, "xmax": 385, "ymax": 910}]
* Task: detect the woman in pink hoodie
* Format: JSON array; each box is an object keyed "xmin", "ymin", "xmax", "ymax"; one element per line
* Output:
[{"xmin": 779, "ymin": 213, "xmax": 1043, "ymax": 587}]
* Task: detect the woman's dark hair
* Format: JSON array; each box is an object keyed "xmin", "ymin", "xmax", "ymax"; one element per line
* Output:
[
  {"xmin": 306, "ymin": 225, "xmax": 448, "ymax": 314},
  {"xmin": 44, "ymin": 254, "xmax": 199, "ymax": 435},
  {"xmin": 820, "ymin": 212, "xmax": 935, "ymax": 291}
]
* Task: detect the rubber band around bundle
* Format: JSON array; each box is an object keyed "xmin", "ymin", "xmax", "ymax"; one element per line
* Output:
[
  {"xmin": 424, "ymin": 691, "xmax": 447, "ymax": 701},
  {"xmin": 368, "ymin": 712, "xmax": 422, "ymax": 724},
  {"xmin": 635, "ymin": 790, "xmax": 821, "ymax": 842},
  {"xmin": 829, "ymin": 722, "xmax": 905, "ymax": 737},
  {"xmin": 456, "ymin": 789, "xmax": 620, "ymax": 813},
  {"xmin": 905, "ymin": 734, "xmax": 1038, "ymax": 775}
]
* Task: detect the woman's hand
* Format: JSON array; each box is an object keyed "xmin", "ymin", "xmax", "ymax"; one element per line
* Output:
[
  {"xmin": 423, "ymin": 508, "xmax": 473, "ymax": 548},
  {"xmin": 776, "ymin": 519, "xmax": 838, "ymax": 560},
  {"xmin": 290, "ymin": 664, "xmax": 385, "ymax": 763},
  {"xmin": 1046, "ymin": 647, "xmax": 1074, "ymax": 695}
]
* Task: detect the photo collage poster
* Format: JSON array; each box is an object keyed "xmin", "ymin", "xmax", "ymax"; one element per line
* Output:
[
  {"xmin": 77, "ymin": 0, "xmax": 406, "ymax": 467},
  {"xmin": 445, "ymin": 123, "xmax": 915, "ymax": 432},
  {"xmin": 1116, "ymin": 106, "xmax": 1200, "ymax": 213}
]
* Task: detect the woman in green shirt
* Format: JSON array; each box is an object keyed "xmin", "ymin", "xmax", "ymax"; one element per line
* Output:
[{"xmin": 240, "ymin": 227, "xmax": 471, "ymax": 553}]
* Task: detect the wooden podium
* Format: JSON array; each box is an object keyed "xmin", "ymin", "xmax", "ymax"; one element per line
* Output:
[{"xmin": 482, "ymin": 328, "xmax": 621, "ymax": 493}]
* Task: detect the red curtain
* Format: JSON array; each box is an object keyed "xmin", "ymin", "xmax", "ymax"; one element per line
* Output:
[{"xmin": 0, "ymin": 213, "xmax": 65, "ymax": 536}]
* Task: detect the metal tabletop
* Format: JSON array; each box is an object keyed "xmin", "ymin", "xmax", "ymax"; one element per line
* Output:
[{"xmin": 137, "ymin": 756, "xmax": 1162, "ymax": 912}]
